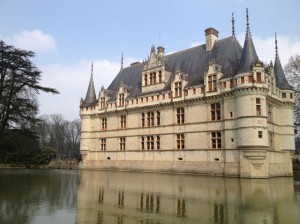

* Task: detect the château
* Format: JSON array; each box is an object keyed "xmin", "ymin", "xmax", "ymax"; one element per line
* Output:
[{"xmin": 79, "ymin": 10, "xmax": 295, "ymax": 178}]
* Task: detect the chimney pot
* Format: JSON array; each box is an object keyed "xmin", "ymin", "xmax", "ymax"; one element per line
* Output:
[{"xmin": 205, "ymin": 28, "xmax": 219, "ymax": 51}]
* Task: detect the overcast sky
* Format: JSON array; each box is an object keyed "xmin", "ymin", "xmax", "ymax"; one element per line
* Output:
[{"xmin": 1, "ymin": 0, "xmax": 300, "ymax": 120}]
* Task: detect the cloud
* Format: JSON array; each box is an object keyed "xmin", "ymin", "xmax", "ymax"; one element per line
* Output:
[
  {"xmin": 38, "ymin": 57, "xmax": 140, "ymax": 120},
  {"xmin": 189, "ymin": 42, "xmax": 203, "ymax": 48},
  {"xmin": 237, "ymin": 33, "xmax": 300, "ymax": 66},
  {"xmin": 1, "ymin": 29, "xmax": 57, "ymax": 53}
]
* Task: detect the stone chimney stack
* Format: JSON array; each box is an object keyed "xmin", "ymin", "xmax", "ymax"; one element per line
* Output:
[
  {"xmin": 157, "ymin": 46, "xmax": 165, "ymax": 58},
  {"xmin": 205, "ymin": 28, "xmax": 219, "ymax": 52}
]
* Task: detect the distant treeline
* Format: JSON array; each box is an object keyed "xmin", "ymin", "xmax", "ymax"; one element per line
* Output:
[{"xmin": 0, "ymin": 114, "xmax": 81, "ymax": 165}]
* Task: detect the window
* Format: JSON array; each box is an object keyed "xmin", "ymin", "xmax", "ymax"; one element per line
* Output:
[
  {"xmin": 230, "ymin": 79, "xmax": 234, "ymax": 87},
  {"xmin": 256, "ymin": 98, "xmax": 261, "ymax": 116},
  {"xmin": 241, "ymin": 77, "xmax": 245, "ymax": 83},
  {"xmin": 144, "ymin": 74, "xmax": 148, "ymax": 86},
  {"xmin": 177, "ymin": 108, "xmax": 184, "ymax": 124},
  {"xmin": 175, "ymin": 82, "xmax": 182, "ymax": 97},
  {"xmin": 156, "ymin": 136, "xmax": 160, "ymax": 150},
  {"xmin": 223, "ymin": 82, "xmax": 226, "ymax": 88},
  {"xmin": 193, "ymin": 89, "xmax": 196, "ymax": 95},
  {"xmin": 150, "ymin": 73, "xmax": 156, "ymax": 85},
  {"xmin": 258, "ymin": 131, "xmax": 263, "ymax": 138},
  {"xmin": 211, "ymin": 132, "xmax": 221, "ymax": 149},
  {"xmin": 147, "ymin": 112, "xmax": 154, "ymax": 126},
  {"xmin": 248, "ymin": 75, "xmax": 253, "ymax": 83},
  {"xmin": 158, "ymin": 71, "xmax": 162, "ymax": 82},
  {"xmin": 119, "ymin": 137, "xmax": 125, "ymax": 150},
  {"xmin": 211, "ymin": 103, "xmax": 221, "ymax": 121},
  {"xmin": 290, "ymin": 93, "xmax": 293, "ymax": 99},
  {"xmin": 157, "ymin": 95, "xmax": 159, "ymax": 101},
  {"xmin": 257, "ymin": 72, "xmax": 262, "ymax": 82},
  {"xmin": 185, "ymin": 89, "xmax": 188, "ymax": 96},
  {"xmin": 201, "ymin": 87, "xmax": 204, "ymax": 93},
  {"xmin": 208, "ymin": 74, "xmax": 217, "ymax": 91},
  {"xmin": 141, "ymin": 137, "xmax": 145, "ymax": 150},
  {"xmin": 282, "ymin": 93, "xmax": 286, "ymax": 98},
  {"xmin": 147, "ymin": 136, "xmax": 154, "ymax": 150},
  {"xmin": 157, "ymin": 111, "xmax": 160, "ymax": 126},
  {"xmin": 101, "ymin": 139, "xmax": 106, "ymax": 151},
  {"xmin": 100, "ymin": 97, "xmax": 105, "ymax": 109},
  {"xmin": 120, "ymin": 115, "xmax": 126, "ymax": 129},
  {"xmin": 141, "ymin": 113, "xmax": 145, "ymax": 127},
  {"xmin": 176, "ymin": 134, "xmax": 185, "ymax": 150},
  {"xmin": 119, "ymin": 93, "xmax": 125, "ymax": 106},
  {"xmin": 153, "ymin": 72, "xmax": 156, "ymax": 83},
  {"xmin": 102, "ymin": 118, "xmax": 107, "ymax": 131}
]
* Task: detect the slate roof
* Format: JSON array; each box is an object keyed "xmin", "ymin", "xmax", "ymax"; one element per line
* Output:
[
  {"xmin": 106, "ymin": 36, "xmax": 242, "ymax": 102},
  {"xmin": 237, "ymin": 31, "xmax": 258, "ymax": 74},
  {"xmin": 274, "ymin": 56, "xmax": 293, "ymax": 90},
  {"xmin": 81, "ymin": 75, "xmax": 97, "ymax": 106}
]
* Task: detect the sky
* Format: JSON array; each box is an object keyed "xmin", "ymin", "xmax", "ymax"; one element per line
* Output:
[{"xmin": 0, "ymin": 0, "xmax": 300, "ymax": 120}]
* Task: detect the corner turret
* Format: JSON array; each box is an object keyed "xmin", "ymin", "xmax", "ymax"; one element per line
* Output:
[
  {"xmin": 237, "ymin": 8, "xmax": 258, "ymax": 74},
  {"xmin": 274, "ymin": 33, "xmax": 293, "ymax": 90},
  {"xmin": 81, "ymin": 62, "xmax": 97, "ymax": 106}
]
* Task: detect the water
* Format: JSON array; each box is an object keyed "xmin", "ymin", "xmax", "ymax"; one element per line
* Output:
[{"xmin": 0, "ymin": 169, "xmax": 299, "ymax": 224}]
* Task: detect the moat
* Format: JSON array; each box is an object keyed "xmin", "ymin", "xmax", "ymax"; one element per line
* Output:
[{"xmin": 1, "ymin": 169, "xmax": 300, "ymax": 224}]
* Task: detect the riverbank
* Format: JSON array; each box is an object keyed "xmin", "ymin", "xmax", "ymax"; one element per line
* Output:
[{"xmin": 0, "ymin": 159, "xmax": 79, "ymax": 169}]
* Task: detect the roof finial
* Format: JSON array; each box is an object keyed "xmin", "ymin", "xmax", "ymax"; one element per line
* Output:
[
  {"xmin": 275, "ymin": 32, "xmax": 279, "ymax": 60},
  {"xmin": 232, "ymin": 12, "xmax": 235, "ymax": 37},
  {"xmin": 246, "ymin": 8, "xmax": 251, "ymax": 38},
  {"xmin": 121, "ymin": 52, "xmax": 124, "ymax": 70},
  {"xmin": 91, "ymin": 61, "xmax": 94, "ymax": 79}
]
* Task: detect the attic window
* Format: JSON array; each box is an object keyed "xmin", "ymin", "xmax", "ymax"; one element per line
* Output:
[
  {"xmin": 241, "ymin": 77, "xmax": 245, "ymax": 83},
  {"xmin": 248, "ymin": 75, "xmax": 253, "ymax": 83},
  {"xmin": 174, "ymin": 82, "xmax": 182, "ymax": 97},
  {"xmin": 208, "ymin": 74, "xmax": 217, "ymax": 91},
  {"xmin": 257, "ymin": 72, "xmax": 262, "ymax": 82},
  {"xmin": 119, "ymin": 93, "xmax": 124, "ymax": 106}
]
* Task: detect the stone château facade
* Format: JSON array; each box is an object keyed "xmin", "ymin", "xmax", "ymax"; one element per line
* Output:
[{"xmin": 79, "ymin": 11, "xmax": 295, "ymax": 178}]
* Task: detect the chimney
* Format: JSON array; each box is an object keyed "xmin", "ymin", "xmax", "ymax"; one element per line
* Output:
[
  {"xmin": 157, "ymin": 46, "xmax": 165, "ymax": 58},
  {"xmin": 205, "ymin": 28, "xmax": 219, "ymax": 51}
]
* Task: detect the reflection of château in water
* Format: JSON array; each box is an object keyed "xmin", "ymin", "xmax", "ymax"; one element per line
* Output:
[
  {"xmin": 79, "ymin": 10, "xmax": 295, "ymax": 178},
  {"xmin": 76, "ymin": 171, "xmax": 300, "ymax": 224}
]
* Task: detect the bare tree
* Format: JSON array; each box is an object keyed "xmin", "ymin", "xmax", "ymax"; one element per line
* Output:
[{"xmin": 285, "ymin": 54, "xmax": 300, "ymax": 127}]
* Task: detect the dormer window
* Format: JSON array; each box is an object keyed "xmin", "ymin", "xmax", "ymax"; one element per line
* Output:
[
  {"xmin": 119, "ymin": 93, "xmax": 124, "ymax": 106},
  {"xmin": 174, "ymin": 82, "xmax": 182, "ymax": 97},
  {"xmin": 208, "ymin": 74, "xmax": 217, "ymax": 91},
  {"xmin": 144, "ymin": 74, "xmax": 148, "ymax": 86},
  {"xmin": 100, "ymin": 97, "xmax": 105, "ymax": 109},
  {"xmin": 257, "ymin": 72, "xmax": 262, "ymax": 82},
  {"xmin": 158, "ymin": 71, "xmax": 162, "ymax": 82}
]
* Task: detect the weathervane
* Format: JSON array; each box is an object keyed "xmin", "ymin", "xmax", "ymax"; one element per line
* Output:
[{"xmin": 232, "ymin": 12, "xmax": 235, "ymax": 37}]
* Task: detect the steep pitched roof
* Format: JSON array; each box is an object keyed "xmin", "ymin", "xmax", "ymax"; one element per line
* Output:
[
  {"xmin": 106, "ymin": 36, "xmax": 242, "ymax": 101},
  {"xmin": 274, "ymin": 34, "xmax": 293, "ymax": 90},
  {"xmin": 81, "ymin": 69, "xmax": 97, "ymax": 106},
  {"xmin": 237, "ymin": 9, "xmax": 258, "ymax": 74}
]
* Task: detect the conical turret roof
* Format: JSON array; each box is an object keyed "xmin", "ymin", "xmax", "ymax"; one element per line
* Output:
[
  {"xmin": 237, "ymin": 9, "xmax": 258, "ymax": 74},
  {"xmin": 82, "ymin": 63, "xmax": 97, "ymax": 106},
  {"xmin": 274, "ymin": 34, "xmax": 293, "ymax": 90}
]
